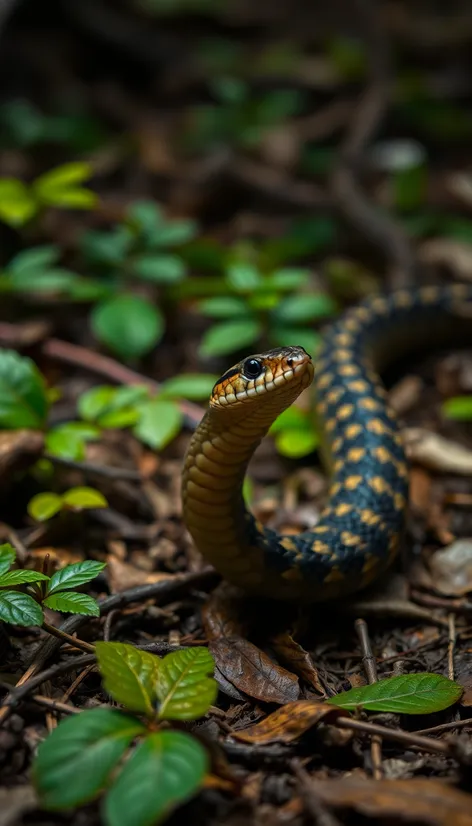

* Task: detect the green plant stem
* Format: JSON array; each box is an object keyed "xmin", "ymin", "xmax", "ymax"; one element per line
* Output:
[{"xmin": 42, "ymin": 623, "xmax": 95, "ymax": 654}]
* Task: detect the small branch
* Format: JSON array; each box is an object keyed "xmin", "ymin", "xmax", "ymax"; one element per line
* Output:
[
  {"xmin": 45, "ymin": 454, "xmax": 143, "ymax": 481},
  {"xmin": 447, "ymin": 613, "xmax": 456, "ymax": 681},
  {"xmin": 335, "ymin": 717, "xmax": 449, "ymax": 755},
  {"xmin": 42, "ymin": 623, "xmax": 96, "ymax": 654},
  {"xmin": 355, "ymin": 618, "xmax": 383, "ymax": 779},
  {"xmin": 42, "ymin": 337, "xmax": 203, "ymax": 427}
]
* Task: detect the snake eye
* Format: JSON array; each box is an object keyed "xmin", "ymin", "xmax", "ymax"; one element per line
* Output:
[{"xmin": 243, "ymin": 358, "xmax": 263, "ymax": 380}]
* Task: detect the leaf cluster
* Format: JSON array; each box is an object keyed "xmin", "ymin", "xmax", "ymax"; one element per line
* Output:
[
  {"xmin": 34, "ymin": 643, "xmax": 218, "ymax": 826},
  {"xmin": 0, "ymin": 162, "xmax": 97, "ymax": 228},
  {"xmin": 0, "ymin": 544, "xmax": 104, "ymax": 626}
]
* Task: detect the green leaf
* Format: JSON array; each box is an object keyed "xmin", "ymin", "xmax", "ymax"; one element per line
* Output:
[
  {"xmin": 274, "ymin": 428, "xmax": 320, "ymax": 458},
  {"xmin": 104, "ymin": 731, "xmax": 208, "ymax": 826},
  {"xmin": 132, "ymin": 254, "xmax": 186, "ymax": 284},
  {"xmin": 0, "ymin": 543, "xmax": 16, "ymax": 576},
  {"xmin": 156, "ymin": 647, "xmax": 217, "ymax": 721},
  {"xmin": 92, "ymin": 295, "xmax": 164, "ymax": 360},
  {"xmin": 33, "ymin": 709, "xmax": 145, "ymax": 810},
  {"xmin": 160, "ymin": 374, "xmax": 217, "ymax": 401},
  {"xmin": 199, "ymin": 319, "xmax": 262, "ymax": 358},
  {"xmin": 270, "ymin": 327, "xmax": 321, "ymax": 358},
  {"xmin": 263, "ymin": 268, "xmax": 310, "ymax": 291},
  {"xmin": 10, "ymin": 268, "xmax": 79, "ymax": 294},
  {"xmin": 78, "ymin": 386, "xmax": 117, "ymax": 422},
  {"xmin": 0, "ymin": 591, "xmax": 43, "ymax": 626},
  {"xmin": 147, "ymin": 220, "xmax": 198, "ymax": 247},
  {"xmin": 442, "ymin": 396, "xmax": 472, "ymax": 421},
  {"xmin": 43, "ymin": 592, "xmax": 100, "ymax": 616},
  {"xmin": 34, "ymin": 162, "xmax": 98, "ymax": 210},
  {"xmin": 62, "ymin": 486, "xmax": 108, "ymax": 510},
  {"xmin": 47, "ymin": 560, "xmax": 106, "ymax": 595},
  {"xmin": 80, "ymin": 227, "xmax": 133, "ymax": 266},
  {"xmin": 198, "ymin": 296, "xmax": 247, "ymax": 319},
  {"xmin": 0, "ymin": 178, "xmax": 37, "ymax": 227},
  {"xmin": 0, "ymin": 348, "xmax": 49, "ymax": 429},
  {"xmin": 326, "ymin": 673, "xmax": 463, "ymax": 714},
  {"xmin": 269, "ymin": 406, "xmax": 308, "ymax": 435},
  {"xmin": 7, "ymin": 245, "xmax": 59, "ymax": 276},
  {"xmin": 274, "ymin": 293, "xmax": 337, "ymax": 323},
  {"xmin": 226, "ymin": 262, "xmax": 261, "ymax": 293},
  {"xmin": 134, "ymin": 399, "xmax": 182, "ymax": 450},
  {"xmin": 95, "ymin": 641, "xmax": 159, "ymax": 715},
  {"xmin": 28, "ymin": 492, "xmax": 63, "ymax": 522},
  {"xmin": 0, "ymin": 569, "xmax": 49, "ymax": 587},
  {"xmin": 46, "ymin": 423, "xmax": 100, "ymax": 461},
  {"xmin": 127, "ymin": 201, "xmax": 161, "ymax": 237}
]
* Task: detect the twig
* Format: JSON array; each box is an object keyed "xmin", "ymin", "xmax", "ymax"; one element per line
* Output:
[
  {"xmin": 335, "ymin": 717, "xmax": 449, "ymax": 755},
  {"xmin": 61, "ymin": 664, "xmax": 96, "ymax": 704},
  {"xmin": 331, "ymin": 0, "xmax": 415, "ymax": 288},
  {"xmin": 42, "ymin": 623, "xmax": 95, "ymax": 654},
  {"xmin": 27, "ymin": 694, "xmax": 81, "ymax": 716},
  {"xmin": 415, "ymin": 718, "xmax": 472, "ymax": 736},
  {"xmin": 291, "ymin": 759, "xmax": 342, "ymax": 826},
  {"xmin": 45, "ymin": 454, "xmax": 143, "ymax": 481},
  {"xmin": 0, "ymin": 570, "xmax": 217, "ymax": 725},
  {"xmin": 447, "ymin": 613, "xmax": 456, "ymax": 681},
  {"xmin": 42, "ymin": 338, "xmax": 203, "ymax": 426},
  {"xmin": 0, "ymin": 655, "xmax": 96, "ymax": 717},
  {"xmin": 355, "ymin": 618, "xmax": 383, "ymax": 779}
]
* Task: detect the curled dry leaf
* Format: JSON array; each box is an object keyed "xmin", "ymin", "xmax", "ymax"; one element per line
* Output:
[
  {"xmin": 403, "ymin": 427, "xmax": 472, "ymax": 476},
  {"xmin": 311, "ymin": 776, "xmax": 472, "ymax": 826},
  {"xmin": 231, "ymin": 700, "xmax": 347, "ymax": 744},
  {"xmin": 209, "ymin": 636, "xmax": 300, "ymax": 705},
  {"xmin": 270, "ymin": 632, "xmax": 325, "ymax": 695}
]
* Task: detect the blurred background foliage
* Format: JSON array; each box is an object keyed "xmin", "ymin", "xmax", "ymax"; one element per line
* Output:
[{"xmin": 0, "ymin": 0, "xmax": 472, "ymax": 457}]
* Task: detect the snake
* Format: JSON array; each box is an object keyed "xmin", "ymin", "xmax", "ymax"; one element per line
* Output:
[{"xmin": 182, "ymin": 283, "xmax": 472, "ymax": 601}]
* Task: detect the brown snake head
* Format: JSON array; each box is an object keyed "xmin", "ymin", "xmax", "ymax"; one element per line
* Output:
[{"xmin": 209, "ymin": 346, "xmax": 314, "ymax": 412}]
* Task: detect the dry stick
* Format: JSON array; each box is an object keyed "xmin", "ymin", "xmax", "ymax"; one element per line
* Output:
[
  {"xmin": 415, "ymin": 718, "xmax": 472, "ymax": 736},
  {"xmin": 334, "ymin": 717, "xmax": 449, "ymax": 755},
  {"xmin": 42, "ymin": 623, "xmax": 96, "ymax": 654},
  {"xmin": 45, "ymin": 454, "xmax": 143, "ymax": 481},
  {"xmin": 291, "ymin": 759, "xmax": 342, "ymax": 826},
  {"xmin": 42, "ymin": 338, "xmax": 203, "ymax": 427},
  {"xmin": 27, "ymin": 694, "xmax": 81, "ymax": 716},
  {"xmin": 331, "ymin": 0, "xmax": 415, "ymax": 289},
  {"xmin": 355, "ymin": 618, "xmax": 383, "ymax": 779},
  {"xmin": 0, "ymin": 570, "xmax": 216, "ymax": 726},
  {"xmin": 447, "ymin": 613, "xmax": 456, "ymax": 681},
  {"xmin": 61, "ymin": 664, "xmax": 96, "ymax": 704}
]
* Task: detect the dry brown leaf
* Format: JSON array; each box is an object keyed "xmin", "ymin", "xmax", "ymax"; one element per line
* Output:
[
  {"xmin": 404, "ymin": 427, "xmax": 472, "ymax": 476},
  {"xmin": 231, "ymin": 699, "xmax": 347, "ymax": 743},
  {"xmin": 0, "ymin": 430, "xmax": 43, "ymax": 484},
  {"xmin": 270, "ymin": 632, "xmax": 325, "ymax": 695},
  {"xmin": 209, "ymin": 636, "xmax": 300, "ymax": 705},
  {"xmin": 312, "ymin": 776, "xmax": 472, "ymax": 826},
  {"xmin": 106, "ymin": 556, "xmax": 175, "ymax": 593},
  {"xmin": 202, "ymin": 587, "xmax": 248, "ymax": 640},
  {"xmin": 419, "ymin": 237, "xmax": 472, "ymax": 280}
]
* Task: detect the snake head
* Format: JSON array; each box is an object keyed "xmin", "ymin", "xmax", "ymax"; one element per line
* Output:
[{"xmin": 209, "ymin": 346, "xmax": 314, "ymax": 411}]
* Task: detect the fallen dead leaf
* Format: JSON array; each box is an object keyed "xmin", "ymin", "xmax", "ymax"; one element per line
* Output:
[
  {"xmin": 389, "ymin": 375, "xmax": 423, "ymax": 415},
  {"xmin": 202, "ymin": 586, "xmax": 248, "ymax": 640},
  {"xmin": 419, "ymin": 237, "xmax": 472, "ymax": 280},
  {"xmin": 209, "ymin": 636, "xmax": 300, "ymax": 705},
  {"xmin": 404, "ymin": 428, "xmax": 472, "ymax": 476},
  {"xmin": 231, "ymin": 699, "xmax": 347, "ymax": 744},
  {"xmin": 270, "ymin": 632, "xmax": 325, "ymax": 695},
  {"xmin": 311, "ymin": 776, "xmax": 472, "ymax": 826},
  {"xmin": 107, "ymin": 555, "xmax": 175, "ymax": 593}
]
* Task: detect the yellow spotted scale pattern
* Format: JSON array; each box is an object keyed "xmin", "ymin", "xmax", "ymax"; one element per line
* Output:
[{"xmin": 182, "ymin": 283, "xmax": 472, "ymax": 601}]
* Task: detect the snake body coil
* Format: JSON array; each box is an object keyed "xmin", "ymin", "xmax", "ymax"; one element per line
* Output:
[{"xmin": 182, "ymin": 283, "xmax": 472, "ymax": 601}]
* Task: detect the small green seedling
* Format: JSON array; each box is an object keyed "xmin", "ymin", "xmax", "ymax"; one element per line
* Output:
[
  {"xmin": 0, "ymin": 543, "xmax": 104, "ymax": 626},
  {"xmin": 0, "ymin": 162, "xmax": 97, "ymax": 228},
  {"xmin": 34, "ymin": 642, "xmax": 218, "ymax": 826},
  {"xmin": 28, "ymin": 487, "xmax": 108, "ymax": 523}
]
